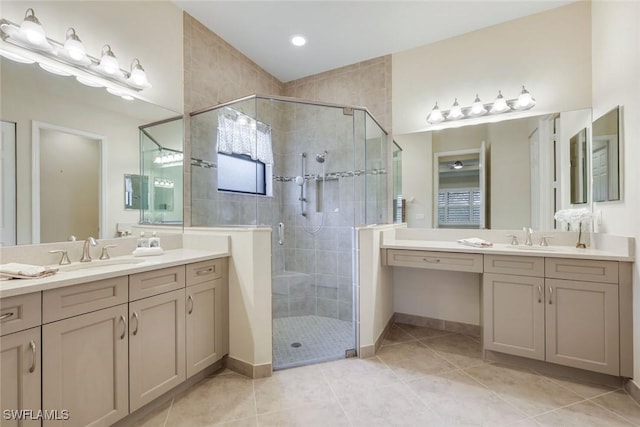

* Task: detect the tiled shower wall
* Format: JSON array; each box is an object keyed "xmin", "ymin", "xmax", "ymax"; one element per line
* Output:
[
  {"xmin": 270, "ymin": 101, "xmax": 364, "ymax": 322},
  {"xmin": 183, "ymin": 13, "xmax": 391, "ymax": 323}
]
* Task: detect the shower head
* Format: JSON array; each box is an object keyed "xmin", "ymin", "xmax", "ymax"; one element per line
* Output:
[{"xmin": 315, "ymin": 151, "xmax": 328, "ymax": 163}]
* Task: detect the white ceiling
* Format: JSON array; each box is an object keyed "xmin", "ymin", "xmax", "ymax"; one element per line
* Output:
[{"xmin": 173, "ymin": 1, "xmax": 575, "ymax": 83}]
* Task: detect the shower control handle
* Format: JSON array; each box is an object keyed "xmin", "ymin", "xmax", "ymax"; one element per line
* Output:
[{"xmin": 278, "ymin": 222, "xmax": 284, "ymax": 245}]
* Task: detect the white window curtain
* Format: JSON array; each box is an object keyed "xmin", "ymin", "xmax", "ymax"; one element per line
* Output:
[{"xmin": 216, "ymin": 108, "xmax": 273, "ymax": 165}]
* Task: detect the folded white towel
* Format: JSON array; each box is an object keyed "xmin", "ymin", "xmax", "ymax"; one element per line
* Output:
[
  {"xmin": 457, "ymin": 237, "xmax": 493, "ymax": 248},
  {"xmin": 0, "ymin": 263, "xmax": 58, "ymax": 279},
  {"xmin": 132, "ymin": 247, "xmax": 164, "ymax": 257}
]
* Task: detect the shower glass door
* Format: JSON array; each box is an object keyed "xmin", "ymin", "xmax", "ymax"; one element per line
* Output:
[{"xmin": 257, "ymin": 98, "xmax": 357, "ymax": 369}]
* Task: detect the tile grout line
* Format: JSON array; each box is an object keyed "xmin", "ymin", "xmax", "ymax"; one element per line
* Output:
[
  {"xmin": 585, "ymin": 389, "xmax": 640, "ymax": 426},
  {"xmin": 161, "ymin": 397, "xmax": 174, "ymax": 427},
  {"xmin": 318, "ymin": 363, "xmax": 356, "ymax": 427}
]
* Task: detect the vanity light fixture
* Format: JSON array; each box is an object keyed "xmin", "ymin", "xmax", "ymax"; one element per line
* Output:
[
  {"xmin": 426, "ymin": 102, "xmax": 445, "ymax": 124},
  {"xmin": 19, "ymin": 8, "xmax": 46, "ymax": 46},
  {"xmin": 62, "ymin": 28, "xmax": 87, "ymax": 63},
  {"xmin": 469, "ymin": 94, "xmax": 487, "ymax": 117},
  {"xmin": 490, "ymin": 90, "xmax": 510, "ymax": 114},
  {"xmin": 447, "ymin": 98, "xmax": 464, "ymax": 120},
  {"xmin": 0, "ymin": 8, "xmax": 152, "ymax": 101},
  {"xmin": 426, "ymin": 86, "xmax": 536, "ymax": 126}
]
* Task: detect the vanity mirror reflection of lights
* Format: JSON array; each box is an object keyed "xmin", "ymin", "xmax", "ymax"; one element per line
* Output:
[
  {"xmin": 0, "ymin": 49, "xmax": 183, "ymax": 246},
  {"xmin": 396, "ymin": 108, "xmax": 593, "ymax": 231}
]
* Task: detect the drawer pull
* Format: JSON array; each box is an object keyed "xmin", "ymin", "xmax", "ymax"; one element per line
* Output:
[
  {"xmin": 423, "ymin": 258, "xmax": 441, "ymax": 263},
  {"xmin": 187, "ymin": 295, "xmax": 194, "ymax": 314},
  {"xmin": 119, "ymin": 315, "xmax": 126, "ymax": 340},
  {"xmin": 548, "ymin": 286, "xmax": 553, "ymax": 305},
  {"xmin": 537, "ymin": 285, "xmax": 542, "ymax": 303},
  {"xmin": 132, "ymin": 312, "xmax": 140, "ymax": 336},
  {"xmin": 196, "ymin": 267, "xmax": 215, "ymax": 276},
  {"xmin": 0, "ymin": 312, "xmax": 14, "ymax": 321},
  {"xmin": 29, "ymin": 340, "xmax": 37, "ymax": 373}
]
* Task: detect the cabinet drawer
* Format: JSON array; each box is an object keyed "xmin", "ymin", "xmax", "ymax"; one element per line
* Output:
[
  {"xmin": 43, "ymin": 276, "xmax": 128, "ymax": 323},
  {"xmin": 186, "ymin": 258, "xmax": 224, "ymax": 286},
  {"xmin": 485, "ymin": 255, "xmax": 544, "ymax": 277},
  {"xmin": 386, "ymin": 249, "xmax": 483, "ymax": 273},
  {"xmin": 545, "ymin": 258, "xmax": 618, "ymax": 284},
  {"xmin": 129, "ymin": 266, "xmax": 185, "ymax": 301},
  {"xmin": 1, "ymin": 293, "xmax": 41, "ymax": 336}
]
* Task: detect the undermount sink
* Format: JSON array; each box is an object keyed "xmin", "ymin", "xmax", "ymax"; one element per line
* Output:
[
  {"xmin": 59, "ymin": 258, "xmax": 146, "ymax": 272},
  {"xmin": 507, "ymin": 245, "xmax": 560, "ymax": 252}
]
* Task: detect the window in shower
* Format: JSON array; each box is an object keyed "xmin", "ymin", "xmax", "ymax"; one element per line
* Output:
[{"xmin": 217, "ymin": 152, "xmax": 272, "ymax": 196}]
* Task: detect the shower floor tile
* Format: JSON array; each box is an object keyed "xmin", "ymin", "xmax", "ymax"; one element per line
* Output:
[{"xmin": 273, "ymin": 315, "xmax": 354, "ymax": 370}]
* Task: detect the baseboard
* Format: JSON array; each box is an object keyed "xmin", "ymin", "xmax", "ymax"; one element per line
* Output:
[
  {"xmin": 226, "ymin": 356, "xmax": 272, "ymax": 379},
  {"xmin": 484, "ymin": 350, "xmax": 624, "ymax": 388},
  {"xmin": 624, "ymin": 379, "xmax": 640, "ymax": 405},
  {"xmin": 359, "ymin": 314, "xmax": 395, "ymax": 358},
  {"xmin": 113, "ymin": 359, "xmax": 224, "ymax": 426},
  {"xmin": 394, "ymin": 312, "xmax": 480, "ymax": 338}
]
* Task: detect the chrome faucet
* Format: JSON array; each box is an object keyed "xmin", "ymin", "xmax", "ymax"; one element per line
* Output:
[
  {"xmin": 523, "ymin": 227, "xmax": 533, "ymax": 246},
  {"xmin": 80, "ymin": 237, "xmax": 97, "ymax": 262}
]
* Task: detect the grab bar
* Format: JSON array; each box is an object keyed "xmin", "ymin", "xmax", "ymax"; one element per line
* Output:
[{"xmin": 278, "ymin": 222, "xmax": 284, "ymax": 245}]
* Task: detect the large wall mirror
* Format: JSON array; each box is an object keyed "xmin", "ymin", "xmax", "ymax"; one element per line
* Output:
[
  {"xmin": 592, "ymin": 106, "xmax": 620, "ymax": 202},
  {"xmin": 0, "ymin": 52, "xmax": 181, "ymax": 245},
  {"xmin": 398, "ymin": 109, "xmax": 592, "ymax": 231}
]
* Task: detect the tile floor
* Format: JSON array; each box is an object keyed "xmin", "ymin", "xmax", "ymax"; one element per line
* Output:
[
  {"xmin": 272, "ymin": 315, "xmax": 354, "ymax": 369},
  {"xmin": 132, "ymin": 323, "xmax": 640, "ymax": 426}
]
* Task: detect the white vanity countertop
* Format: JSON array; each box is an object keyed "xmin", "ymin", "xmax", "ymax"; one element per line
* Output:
[
  {"xmin": 0, "ymin": 248, "xmax": 229, "ymax": 298},
  {"xmin": 381, "ymin": 239, "xmax": 634, "ymax": 262}
]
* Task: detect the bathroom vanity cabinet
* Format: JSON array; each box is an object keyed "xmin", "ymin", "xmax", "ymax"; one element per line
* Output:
[
  {"xmin": 0, "ymin": 254, "xmax": 228, "ymax": 427},
  {"xmin": 483, "ymin": 255, "xmax": 623, "ymax": 376},
  {"xmin": 0, "ymin": 293, "xmax": 42, "ymax": 427},
  {"xmin": 382, "ymin": 237, "xmax": 633, "ymax": 379}
]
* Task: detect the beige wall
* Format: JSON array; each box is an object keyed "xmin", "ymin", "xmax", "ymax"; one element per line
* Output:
[
  {"xmin": 392, "ymin": 1, "xmax": 592, "ymax": 135},
  {"xmin": 591, "ymin": 1, "xmax": 640, "ymax": 382},
  {"xmin": 283, "ymin": 56, "xmax": 392, "ymax": 133}
]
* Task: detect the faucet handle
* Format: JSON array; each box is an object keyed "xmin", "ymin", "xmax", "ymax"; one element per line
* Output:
[
  {"xmin": 539, "ymin": 236, "xmax": 555, "ymax": 247},
  {"xmin": 49, "ymin": 250, "xmax": 71, "ymax": 265},
  {"xmin": 506, "ymin": 234, "xmax": 519, "ymax": 245},
  {"xmin": 100, "ymin": 245, "xmax": 117, "ymax": 260}
]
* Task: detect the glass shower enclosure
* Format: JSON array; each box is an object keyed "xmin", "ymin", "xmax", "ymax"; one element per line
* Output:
[{"xmin": 190, "ymin": 95, "xmax": 388, "ymax": 369}]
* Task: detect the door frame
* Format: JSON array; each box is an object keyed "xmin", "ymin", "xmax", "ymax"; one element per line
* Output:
[
  {"xmin": 31, "ymin": 121, "xmax": 107, "ymax": 243},
  {"xmin": 1, "ymin": 121, "xmax": 17, "ymax": 246}
]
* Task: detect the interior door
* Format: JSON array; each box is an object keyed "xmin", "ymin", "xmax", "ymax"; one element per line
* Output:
[{"xmin": 0, "ymin": 121, "xmax": 16, "ymax": 246}]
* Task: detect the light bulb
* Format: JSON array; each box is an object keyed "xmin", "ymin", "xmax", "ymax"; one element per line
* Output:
[
  {"xmin": 38, "ymin": 63, "xmax": 71, "ymax": 76},
  {"xmin": 20, "ymin": 8, "xmax": 46, "ymax": 46},
  {"xmin": 64, "ymin": 28, "xmax": 87, "ymax": 62},
  {"xmin": 76, "ymin": 76, "xmax": 103, "ymax": 87},
  {"xmin": 99, "ymin": 45, "xmax": 120, "ymax": 75},
  {"xmin": 290, "ymin": 35, "xmax": 307, "ymax": 47},
  {"xmin": 516, "ymin": 85, "xmax": 535, "ymax": 109},
  {"xmin": 128, "ymin": 59, "xmax": 151, "ymax": 88},
  {"xmin": 489, "ymin": 90, "xmax": 509, "ymax": 114},
  {"xmin": 447, "ymin": 98, "xmax": 464, "ymax": 120},
  {"xmin": 469, "ymin": 94, "xmax": 487, "ymax": 116},
  {"xmin": 426, "ymin": 102, "xmax": 444, "ymax": 124}
]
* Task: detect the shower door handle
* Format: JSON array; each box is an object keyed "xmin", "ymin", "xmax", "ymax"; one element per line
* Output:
[{"xmin": 278, "ymin": 222, "xmax": 284, "ymax": 245}]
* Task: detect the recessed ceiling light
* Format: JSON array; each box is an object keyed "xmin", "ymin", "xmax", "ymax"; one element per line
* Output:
[{"xmin": 290, "ymin": 35, "xmax": 306, "ymax": 47}]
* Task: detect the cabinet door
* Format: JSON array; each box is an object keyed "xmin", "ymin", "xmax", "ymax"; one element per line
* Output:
[
  {"xmin": 186, "ymin": 279, "xmax": 224, "ymax": 378},
  {"xmin": 43, "ymin": 304, "xmax": 128, "ymax": 427},
  {"xmin": 545, "ymin": 279, "xmax": 619, "ymax": 375},
  {"xmin": 483, "ymin": 273, "xmax": 545, "ymax": 360},
  {"xmin": 1, "ymin": 327, "xmax": 41, "ymax": 427},
  {"xmin": 129, "ymin": 289, "xmax": 185, "ymax": 412}
]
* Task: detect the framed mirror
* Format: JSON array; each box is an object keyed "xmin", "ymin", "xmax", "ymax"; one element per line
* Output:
[
  {"xmin": 592, "ymin": 106, "xmax": 620, "ymax": 202},
  {"xmin": 569, "ymin": 128, "xmax": 588, "ymax": 205}
]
